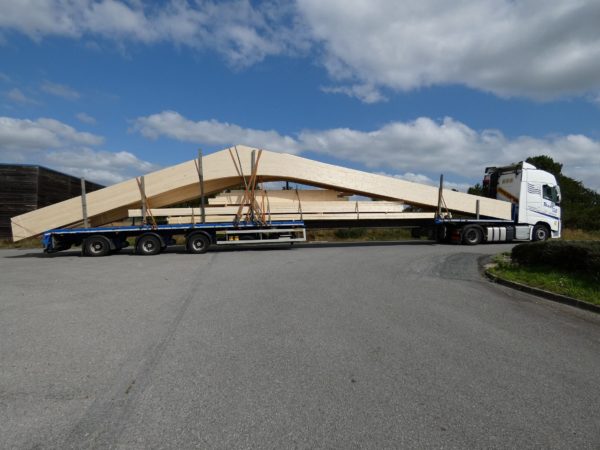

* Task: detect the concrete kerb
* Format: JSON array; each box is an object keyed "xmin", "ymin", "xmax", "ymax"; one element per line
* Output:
[{"xmin": 478, "ymin": 255, "xmax": 600, "ymax": 315}]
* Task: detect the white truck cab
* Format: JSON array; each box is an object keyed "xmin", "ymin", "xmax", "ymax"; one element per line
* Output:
[{"xmin": 483, "ymin": 162, "xmax": 561, "ymax": 240}]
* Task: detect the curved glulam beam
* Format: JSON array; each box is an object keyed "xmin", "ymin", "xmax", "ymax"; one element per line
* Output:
[{"xmin": 11, "ymin": 145, "xmax": 510, "ymax": 241}]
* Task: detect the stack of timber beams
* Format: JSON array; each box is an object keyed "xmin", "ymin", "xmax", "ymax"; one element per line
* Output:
[
  {"xmin": 127, "ymin": 196, "xmax": 434, "ymax": 223},
  {"xmin": 208, "ymin": 189, "xmax": 349, "ymax": 205},
  {"xmin": 11, "ymin": 145, "xmax": 512, "ymax": 241}
]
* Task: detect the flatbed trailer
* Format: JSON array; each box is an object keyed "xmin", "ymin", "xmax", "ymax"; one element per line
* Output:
[{"xmin": 42, "ymin": 221, "xmax": 307, "ymax": 256}]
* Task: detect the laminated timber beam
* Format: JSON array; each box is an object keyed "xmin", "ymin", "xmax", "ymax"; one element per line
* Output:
[
  {"xmin": 11, "ymin": 145, "xmax": 511, "ymax": 241},
  {"xmin": 127, "ymin": 201, "xmax": 409, "ymax": 218},
  {"xmin": 208, "ymin": 189, "xmax": 349, "ymax": 205},
  {"xmin": 165, "ymin": 212, "xmax": 436, "ymax": 224}
]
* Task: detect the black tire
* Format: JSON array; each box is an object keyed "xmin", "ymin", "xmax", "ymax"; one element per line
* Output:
[
  {"xmin": 83, "ymin": 235, "xmax": 111, "ymax": 257},
  {"xmin": 137, "ymin": 234, "xmax": 162, "ymax": 255},
  {"xmin": 532, "ymin": 224, "xmax": 550, "ymax": 241},
  {"xmin": 186, "ymin": 233, "xmax": 210, "ymax": 254},
  {"xmin": 462, "ymin": 226, "xmax": 483, "ymax": 245}
]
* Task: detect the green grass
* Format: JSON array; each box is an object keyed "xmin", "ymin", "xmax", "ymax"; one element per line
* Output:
[
  {"xmin": 308, "ymin": 228, "xmax": 417, "ymax": 242},
  {"xmin": 489, "ymin": 254, "xmax": 600, "ymax": 305},
  {"xmin": 561, "ymin": 228, "xmax": 600, "ymax": 241},
  {"xmin": 0, "ymin": 238, "xmax": 42, "ymax": 249}
]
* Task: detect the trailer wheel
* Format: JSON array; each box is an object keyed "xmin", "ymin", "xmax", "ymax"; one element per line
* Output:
[
  {"xmin": 462, "ymin": 226, "xmax": 483, "ymax": 245},
  {"xmin": 83, "ymin": 235, "xmax": 111, "ymax": 257},
  {"xmin": 137, "ymin": 234, "xmax": 162, "ymax": 255},
  {"xmin": 186, "ymin": 233, "xmax": 210, "ymax": 254},
  {"xmin": 532, "ymin": 224, "xmax": 550, "ymax": 241}
]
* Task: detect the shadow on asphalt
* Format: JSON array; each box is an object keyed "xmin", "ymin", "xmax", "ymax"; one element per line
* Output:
[{"xmin": 3, "ymin": 240, "xmax": 438, "ymax": 258}]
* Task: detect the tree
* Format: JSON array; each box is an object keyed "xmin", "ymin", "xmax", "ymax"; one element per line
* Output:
[
  {"xmin": 525, "ymin": 155, "xmax": 563, "ymax": 178},
  {"xmin": 467, "ymin": 183, "xmax": 484, "ymax": 196}
]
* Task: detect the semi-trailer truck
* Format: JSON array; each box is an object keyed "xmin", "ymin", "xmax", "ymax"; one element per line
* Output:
[
  {"xmin": 39, "ymin": 161, "xmax": 561, "ymax": 255},
  {"xmin": 431, "ymin": 161, "xmax": 561, "ymax": 245}
]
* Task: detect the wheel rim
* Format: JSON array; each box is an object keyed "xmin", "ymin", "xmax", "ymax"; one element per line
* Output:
[
  {"xmin": 143, "ymin": 240, "xmax": 156, "ymax": 252},
  {"xmin": 193, "ymin": 238, "xmax": 205, "ymax": 250},
  {"xmin": 465, "ymin": 229, "xmax": 478, "ymax": 243},
  {"xmin": 536, "ymin": 228, "xmax": 547, "ymax": 240},
  {"xmin": 90, "ymin": 241, "xmax": 105, "ymax": 254}
]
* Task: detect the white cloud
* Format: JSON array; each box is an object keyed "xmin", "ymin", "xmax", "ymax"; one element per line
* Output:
[
  {"xmin": 321, "ymin": 84, "xmax": 387, "ymax": 104},
  {"xmin": 384, "ymin": 172, "xmax": 471, "ymax": 193},
  {"xmin": 133, "ymin": 110, "xmax": 300, "ymax": 152},
  {"xmin": 133, "ymin": 111, "xmax": 600, "ymax": 191},
  {"xmin": 46, "ymin": 149, "xmax": 157, "ymax": 184},
  {"xmin": 41, "ymin": 81, "xmax": 80, "ymax": 100},
  {"xmin": 3, "ymin": 1, "xmax": 599, "ymax": 100},
  {"xmin": 298, "ymin": 0, "xmax": 600, "ymax": 100},
  {"xmin": 0, "ymin": 116, "xmax": 156, "ymax": 184},
  {"xmin": 76, "ymin": 112, "xmax": 97, "ymax": 124},
  {"xmin": 0, "ymin": 117, "xmax": 101, "ymax": 151},
  {"xmin": 46, "ymin": 147, "xmax": 155, "ymax": 172},
  {"xmin": 0, "ymin": 0, "xmax": 308, "ymax": 68},
  {"xmin": 0, "ymin": 72, "xmax": 10, "ymax": 82},
  {"xmin": 6, "ymin": 88, "xmax": 38, "ymax": 104}
]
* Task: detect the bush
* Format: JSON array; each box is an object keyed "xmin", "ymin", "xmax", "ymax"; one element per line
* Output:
[{"xmin": 512, "ymin": 241, "xmax": 600, "ymax": 281}]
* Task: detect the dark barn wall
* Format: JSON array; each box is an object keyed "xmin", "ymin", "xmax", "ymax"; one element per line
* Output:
[
  {"xmin": 36, "ymin": 167, "xmax": 103, "ymax": 208},
  {"xmin": 0, "ymin": 165, "xmax": 104, "ymax": 240},
  {"xmin": 0, "ymin": 166, "xmax": 39, "ymax": 240}
]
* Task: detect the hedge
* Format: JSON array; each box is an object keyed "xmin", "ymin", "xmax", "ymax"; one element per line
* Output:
[{"xmin": 511, "ymin": 241, "xmax": 600, "ymax": 281}]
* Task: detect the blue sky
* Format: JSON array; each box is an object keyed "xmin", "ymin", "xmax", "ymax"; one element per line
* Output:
[{"xmin": 1, "ymin": 0, "xmax": 600, "ymax": 191}]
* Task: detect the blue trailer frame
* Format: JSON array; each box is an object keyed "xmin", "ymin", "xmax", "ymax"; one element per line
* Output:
[{"xmin": 42, "ymin": 220, "xmax": 306, "ymax": 255}]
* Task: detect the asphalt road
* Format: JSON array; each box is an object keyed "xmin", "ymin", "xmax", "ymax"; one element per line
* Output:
[{"xmin": 1, "ymin": 242, "xmax": 599, "ymax": 449}]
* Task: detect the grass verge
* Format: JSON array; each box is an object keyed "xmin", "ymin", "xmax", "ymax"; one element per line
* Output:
[
  {"xmin": 0, "ymin": 238, "xmax": 43, "ymax": 249},
  {"xmin": 561, "ymin": 228, "xmax": 600, "ymax": 241},
  {"xmin": 489, "ymin": 253, "xmax": 600, "ymax": 305},
  {"xmin": 308, "ymin": 228, "xmax": 417, "ymax": 242}
]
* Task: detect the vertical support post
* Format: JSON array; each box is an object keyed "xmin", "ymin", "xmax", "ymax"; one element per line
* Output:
[
  {"xmin": 140, "ymin": 175, "xmax": 147, "ymax": 225},
  {"xmin": 476, "ymin": 199, "xmax": 480, "ymax": 220},
  {"xmin": 250, "ymin": 150, "xmax": 256, "ymax": 222},
  {"xmin": 437, "ymin": 174, "xmax": 444, "ymax": 219},
  {"xmin": 198, "ymin": 149, "xmax": 206, "ymax": 224},
  {"xmin": 80, "ymin": 178, "xmax": 89, "ymax": 228}
]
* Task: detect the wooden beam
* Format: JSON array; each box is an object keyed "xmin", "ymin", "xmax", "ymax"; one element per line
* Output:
[
  {"xmin": 208, "ymin": 189, "xmax": 349, "ymax": 205},
  {"xmin": 11, "ymin": 145, "xmax": 511, "ymax": 241},
  {"xmin": 166, "ymin": 212, "xmax": 436, "ymax": 224},
  {"xmin": 127, "ymin": 202, "xmax": 409, "ymax": 217}
]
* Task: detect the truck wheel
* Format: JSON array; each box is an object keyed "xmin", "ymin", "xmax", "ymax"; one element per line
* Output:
[
  {"xmin": 186, "ymin": 233, "xmax": 210, "ymax": 254},
  {"xmin": 137, "ymin": 234, "xmax": 161, "ymax": 255},
  {"xmin": 83, "ymin": 235, "xmax": 111, "ymax": 257},
  {"xmin": 532, "ymin": 224, "xmax": 550, "ymax": 241},
  {"xmin": 462, "ymin": 226, "xmax": 483, "ymax": 245}
]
